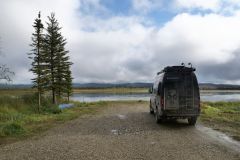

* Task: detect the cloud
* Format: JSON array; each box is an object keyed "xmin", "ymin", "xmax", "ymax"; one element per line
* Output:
[
  {"xmin": 140, "ymin": 13, "xmax": 240, "ymax": 83},
  {"xmin": 1, "ymin": 0, "xmax": 240, "ymax": 84},
  {"xmin": 75, "ymin": 12, "xmax": 240, "ymax": 83},
  {"xmin": 114, "ymin": 12, "xmax": 240, "ymax": 83},
  {"xmin": 0, "ymin": 0, "xmax": 81, "ymax": 83},
  {"xmin": 172, "ymin": 0, "xmax": 240, "ymax": 15},
  {"xmin": 198, "ymin": 49, "xmax": 240, "ymax": 84},
  {"xmin": 79, "ymin": 0, "xmax": 109, "ymax": 16},
  {"xmin": 173, "ymin": 0, "xmax": 220, "ymax": 12}
]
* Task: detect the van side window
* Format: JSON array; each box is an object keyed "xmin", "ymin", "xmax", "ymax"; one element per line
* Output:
[
  {"xmin": 153, "ymin": 79, "xmax": 158, "ymax": 94},
  {"xmin": 153, "ymin": 73, "xmax": 164, "ymax": 94},
  {"xmin": 153, "ymin": 83, "xmax": 157, "ymax": 94}
]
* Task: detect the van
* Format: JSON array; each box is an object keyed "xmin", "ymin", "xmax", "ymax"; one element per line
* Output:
[{"xmin": 149, "ymin": 65, "xmax": 200, "ymax": 125}]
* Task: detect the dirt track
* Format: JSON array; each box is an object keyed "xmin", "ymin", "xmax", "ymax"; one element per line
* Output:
[{"xmin": 0, "ymin": 102, "xmax": 239, "ymax": 160}]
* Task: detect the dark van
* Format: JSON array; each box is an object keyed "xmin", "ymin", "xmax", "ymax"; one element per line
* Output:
[{"xmin": 149, "ymin": 65, "xmax": 200, "ymax": 125}]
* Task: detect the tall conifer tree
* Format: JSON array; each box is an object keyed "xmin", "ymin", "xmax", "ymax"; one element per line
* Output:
[
  {"xmin": 44, "ymin": 13, "xmax": 72, "ymax": 104},
  {"xmin": 29, "ymin": 12, "xmax": 44, "ymax": 111},
  {"xmin": 64, "ymin": 68, "xmax": 73, "ymax": 102}
]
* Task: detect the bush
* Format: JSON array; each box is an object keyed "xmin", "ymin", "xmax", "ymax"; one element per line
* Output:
[
  {"xmin": 42, "ymin": 104, "xmax": 62, "ymax": 114},
  {"xmin": 22, "ymin": 94, "xmax": 38, "ymax": 105},
  {"xmin": 0, "ymin": 122, "xmax": 25, "ymax": 136}
]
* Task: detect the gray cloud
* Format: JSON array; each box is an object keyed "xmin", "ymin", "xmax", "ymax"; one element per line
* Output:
[
  {"xmin": 198, "ymin": 50, "xmax": 240, "ymax": 81},
  {"xmin": 1, "ymin": 0, "xmax": 240, "ymax": 84}
]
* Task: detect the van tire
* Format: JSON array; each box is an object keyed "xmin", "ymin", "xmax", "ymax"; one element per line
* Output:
[
  {"xmin": 149, "ymin": 101, "xmax": 154, "ymax": 114},
  {"xmin": 155, "ymin": 108, "xmax": 161, "ymax": 124},
  {"xmin": 188, "ymin": 117, "xmax": 197, "ymax": 125},
  {"xmin": 150, "ymin": 108, "xmax": 154, "ymax": 114}
]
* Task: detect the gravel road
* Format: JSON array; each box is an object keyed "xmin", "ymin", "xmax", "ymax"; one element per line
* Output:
[{"xmin": 0, "ymin": 102, "xmax": 239, "ymax": 160}]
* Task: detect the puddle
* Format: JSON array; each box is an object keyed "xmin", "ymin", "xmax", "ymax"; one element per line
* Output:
[
  {"xmin": 117, "ymin": 114, "xmax": 127, "ymax": 120},
  {"xmin": 196, "ymin": 124, "xmax": 240, "ymax": 153}
]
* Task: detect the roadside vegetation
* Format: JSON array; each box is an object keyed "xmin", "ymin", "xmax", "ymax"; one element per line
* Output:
[
  {"xmin": 0, "ymin": 94, "xmax": 106, "ymax": 145},
  {"xmin": 200, "ymin": 101, "xmax": 240, "ymax": 141},
  {"xmin": 0, "ymin": 89, "xmax": 34, "ymax": 96}
]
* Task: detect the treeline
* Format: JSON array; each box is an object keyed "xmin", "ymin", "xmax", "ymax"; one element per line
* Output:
[{"xmin": 28, "ymin": 12, "xmax": 73, "ymax": 111}]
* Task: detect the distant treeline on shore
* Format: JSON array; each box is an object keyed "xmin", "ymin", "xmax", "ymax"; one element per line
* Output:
[{"xmin": 1, "ymin": 83, "xmax": 240, "ymax": 90}]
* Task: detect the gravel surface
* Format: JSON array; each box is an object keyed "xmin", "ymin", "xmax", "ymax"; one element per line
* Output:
[{"xmin": 0, "ymin": 102, "xmax": 239, "ymax": 160}]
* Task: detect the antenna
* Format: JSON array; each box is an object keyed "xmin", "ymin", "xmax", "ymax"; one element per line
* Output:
[
  {"xmin": 188, "ymin": 62, "xmax": 192, "ymax": 68},
  {"xmin": 38, "ymin": 11, "xmax": 41, "ymax": 19}
]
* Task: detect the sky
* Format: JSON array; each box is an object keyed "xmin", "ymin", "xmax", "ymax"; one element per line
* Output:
[{"xmin": 1, "ymin": 0, "xmax": 240, "ymax": 84}]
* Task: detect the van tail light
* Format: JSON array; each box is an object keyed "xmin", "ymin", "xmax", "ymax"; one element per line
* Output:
[{"xmin": 160, "ymin": 96, "xmax": 164, "ymax": 108}]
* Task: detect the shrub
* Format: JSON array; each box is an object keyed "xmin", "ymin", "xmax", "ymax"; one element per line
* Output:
[
  {"xmin": 42, "ymin": 104, "xmax": 62, "ymax": 114},
  {"xmin": 0, "ymin": 122, "xmax": 25, "ymax": 136}
]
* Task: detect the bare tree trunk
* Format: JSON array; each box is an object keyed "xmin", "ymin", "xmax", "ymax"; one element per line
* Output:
[
  {"xmin": 67, "ymin": 92, "xmax": 69, "ymax": 102},
  {"xmin": 38, "ymin": 91, "xmax": 41, "ymax": 113},
  {"xmin": 37, "ymin": 31, "xmax": 41, "ymax": 112},
  {"xmin": 52, "ymin": 89, "xmax": 56, "ymax": 104}
]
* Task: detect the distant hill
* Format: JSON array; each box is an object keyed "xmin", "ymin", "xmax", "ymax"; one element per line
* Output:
[
  {"xmin": 1, "ymin": 82, "xmax": 240, "ymax": 90},
  {"xmin": 73, "ymin": 83, "xmax": 240, "ymax": 90},
  {"xmin": 0, "ymin": 84, "xmax": 32, "ymax": 89}
]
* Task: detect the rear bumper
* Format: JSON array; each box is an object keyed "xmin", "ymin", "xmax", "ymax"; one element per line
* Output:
[{"xmin": 162, "ymin": 108, "xmax": 200, "ymax": 118}]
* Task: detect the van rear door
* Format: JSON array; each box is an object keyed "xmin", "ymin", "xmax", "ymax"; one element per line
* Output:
[{"xmin": 164, "ymin": 76, "xmax": 179, "ymax": 110}]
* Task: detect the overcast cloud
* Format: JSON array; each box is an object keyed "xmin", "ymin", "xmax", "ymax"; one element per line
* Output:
[{"xmin": 1, "ymin": 0, "xmax": 240, "ymax": 84}]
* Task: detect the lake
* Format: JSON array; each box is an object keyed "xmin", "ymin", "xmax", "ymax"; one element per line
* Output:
[{"xmin": 71, "ymin": 91, "xmax": 240, "ymax": 102}]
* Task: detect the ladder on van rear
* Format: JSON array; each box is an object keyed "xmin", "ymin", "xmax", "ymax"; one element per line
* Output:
[{"xmin": 184, "ymin": 74, "xmax": 194, "ymax": 110}]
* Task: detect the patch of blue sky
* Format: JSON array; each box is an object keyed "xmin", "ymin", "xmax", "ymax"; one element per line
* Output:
[
  {"xmin": 100, "ymin": 0, "xmax": 132, "ymax": 16},
  {"xmin": 146, "ymin": 10, "xmax": 177, "ymax": 27}
]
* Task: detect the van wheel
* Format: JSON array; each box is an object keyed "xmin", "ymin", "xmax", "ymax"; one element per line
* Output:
[
  {"xmin": 188, "ymin": 117, "xmax": 197, "ymax": 125},
  {"xmin": 149, "ymin": 103, "xmax": 154, "ymax": 114},
  {"xmin": 150, "ymin": 107, "xmax": 154, "ymax": 114},
  {"xmin": 155, "ymin": 108, "xmax": 161, "ymax": 124}
]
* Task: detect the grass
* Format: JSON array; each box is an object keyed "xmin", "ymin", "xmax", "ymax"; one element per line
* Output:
[
  {"xmin": 0, "ymin": 88, "xmax": 34, "ymax": 96},
  {"xmin": 0, "ymin": 94, "xmax": 107, "ymax": 145},
  {"xmin": 200, "ymin": 101, "xmax": 240, "ymax": 141}
]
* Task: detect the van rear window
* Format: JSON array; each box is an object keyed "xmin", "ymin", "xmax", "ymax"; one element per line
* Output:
[{"xmin": 166, "ymin": 77, "xmax": 180, "ymax": 81}]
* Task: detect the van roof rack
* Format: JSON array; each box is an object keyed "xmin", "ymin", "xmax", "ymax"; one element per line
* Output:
[{"xmin": 157, "ymin": 65, "xmax": 196, "ymax": 75}]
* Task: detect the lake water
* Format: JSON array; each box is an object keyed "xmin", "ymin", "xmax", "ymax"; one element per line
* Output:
[{"xmin": 71, "ymin": 92, "xmax": 240, "ymax": 102}]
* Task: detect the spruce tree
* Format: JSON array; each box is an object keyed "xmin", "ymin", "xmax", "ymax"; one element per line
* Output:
[
  {"xmin": 64, "ymin": 67, "xmax": 73, "ymax": 102},
  {"xmin": 44, "ymin": 13, "xmax": 72, "ymax": 104},
  {"xmin": 28, "ymin": 12, "xmax": 45, "ymax": 112}
]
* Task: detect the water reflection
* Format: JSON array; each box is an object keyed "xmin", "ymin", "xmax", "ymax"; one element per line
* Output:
[
  {"xmin": 71, "ymin": 92, "xmax": 240, "ymax": 102},
  {"xmin": 71, "ymin": 93, "xmax": 150, "ymax": 102},
  {"xmin": 201, "ymin": 92, "xmax": 240, "ymax": 102}
]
